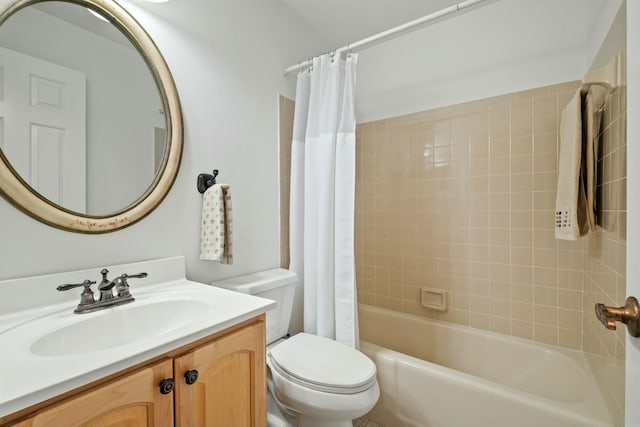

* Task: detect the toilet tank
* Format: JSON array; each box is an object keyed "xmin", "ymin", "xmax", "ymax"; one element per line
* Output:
[{"xmin": 210, "ymin": 268, "xmax": 296, "ymax": 345}]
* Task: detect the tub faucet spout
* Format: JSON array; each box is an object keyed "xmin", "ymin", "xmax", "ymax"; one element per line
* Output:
[{"xmin": 595, "ymin": 296, "xmax": 640, "ymax": 337}]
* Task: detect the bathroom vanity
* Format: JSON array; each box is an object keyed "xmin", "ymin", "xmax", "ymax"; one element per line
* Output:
[{"xmin": 0, "ymin": 257, "xmax": 274, "ymax": 427}]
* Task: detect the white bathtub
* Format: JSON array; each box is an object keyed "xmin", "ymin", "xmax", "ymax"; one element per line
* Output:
[{"xmin": 358, "ymin": 304, "xmax": 614, "ymax": 427}]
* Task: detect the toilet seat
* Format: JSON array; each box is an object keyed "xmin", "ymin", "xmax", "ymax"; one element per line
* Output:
[{"xmin": 267, "ymin": 333, "xmax": 377, "ymax": 394}]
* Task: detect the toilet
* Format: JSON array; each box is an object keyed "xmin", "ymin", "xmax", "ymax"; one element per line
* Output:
[{"xmin": 211, "ymin": 268, "xmax": 379, "ymax": 427}]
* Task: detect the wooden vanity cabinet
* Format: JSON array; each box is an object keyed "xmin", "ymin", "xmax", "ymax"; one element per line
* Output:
[
  {"xmin": 7, "ymin": 316, "xmax": 266, "ymax": 427},
  {"xmin": 175, "ymin": 319, "xmax": 266, "ymax": 427},
  {"xmin": 12, "ymin": 360, "xmax": 174, "ymax": 427}
]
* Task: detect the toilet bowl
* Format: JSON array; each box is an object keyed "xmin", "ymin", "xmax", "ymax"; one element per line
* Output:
[
  {"xmin": 267, "ymin": 333, "xmax": 379, "ymax": 427},
  {"xmin": 211, "ymin": 269, "xmax": 380, "ymax": 427}
]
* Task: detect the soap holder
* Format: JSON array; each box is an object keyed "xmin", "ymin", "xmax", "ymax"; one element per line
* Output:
[{"xmin": 421, "ymin": 287, "xmax": 447, "ymax": 311}]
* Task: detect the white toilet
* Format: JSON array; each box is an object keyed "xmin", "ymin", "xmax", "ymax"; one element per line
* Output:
[{"xmin": 211, "ymin": 268, "xmax": 379, "ymax": 427}]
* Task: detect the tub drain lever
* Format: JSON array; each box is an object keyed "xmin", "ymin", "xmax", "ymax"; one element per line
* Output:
[{"xmin": 595, "ymin": 296, "xmax": 640, "ymax": 337}]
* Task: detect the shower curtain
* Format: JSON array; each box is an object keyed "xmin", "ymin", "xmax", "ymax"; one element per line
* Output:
[{"xmin": 289, "ymin": 52, "xmax": 359, "ymax": 348}]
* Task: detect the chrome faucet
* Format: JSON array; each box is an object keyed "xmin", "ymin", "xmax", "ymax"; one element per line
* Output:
[
  {"xmin": 98, "ymin": 268, "xmax": 116, "ymax": 302},
  {"xmin": 57, "ymin": 268, "xmax": 148, "ymax": 314}
]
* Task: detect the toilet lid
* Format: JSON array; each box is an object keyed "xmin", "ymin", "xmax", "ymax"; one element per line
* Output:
[{"xmin": 268, "ymin": 333, "xmax": 377, "ymax": 394}]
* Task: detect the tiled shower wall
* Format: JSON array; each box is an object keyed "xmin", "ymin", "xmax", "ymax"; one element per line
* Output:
[
  {"xmin": 354, "ymin": 82, "xmax": 592, "ymax": 349},
  {"xmin": 279, "ymin": 82, "xmax": 627, "ymax": 355},
  {"xmin": 279, "ymin": 96, "xmax": 294, "ymax": 269},
  {"xmin": 583, "ymin": 85, "xmax": 627, "ymax": 413}
]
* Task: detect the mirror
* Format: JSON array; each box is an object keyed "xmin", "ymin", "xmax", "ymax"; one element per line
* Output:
[{"xmin": 0, "ymin": 0, "xmax": 182, "ymax": 233}]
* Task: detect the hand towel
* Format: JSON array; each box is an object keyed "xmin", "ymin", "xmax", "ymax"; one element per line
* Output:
[
  {"xmin": 555, "ymin": 87, "xmax": 602, "ymax": 240},
  {"xmin": 555, "ymin": 89, "xmax": 583, "ymax": 240},
  {"xmin": 581, "ymin": 86, "xmax": 602, "ymax": 234},
  {"xmin": 200, "ymin": 184, "xmax": 233, "ymax": 264}
]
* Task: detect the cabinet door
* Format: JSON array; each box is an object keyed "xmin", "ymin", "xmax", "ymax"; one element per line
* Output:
[
  {"xmin": 175, "ymin": 321, "xmax": 266, "ymax": 427},
  {"xmin": 12, "ymin": 359, "xmax": 174, "ymax": 427}
]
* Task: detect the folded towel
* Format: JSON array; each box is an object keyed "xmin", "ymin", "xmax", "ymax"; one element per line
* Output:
[
  {"xmin": 200, "ymin": 184, "xmax": 233, "ymax": 264},
  {"xmin": 555, "ymin": 89, "xmax": 583, "ymax": 240}
]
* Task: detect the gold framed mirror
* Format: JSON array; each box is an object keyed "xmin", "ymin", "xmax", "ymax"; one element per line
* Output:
[{"xmin": 0, "ymin": 0, "xmax": 182, "ymax": 233}]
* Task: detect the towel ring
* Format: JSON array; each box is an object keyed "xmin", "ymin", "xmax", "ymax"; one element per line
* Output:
[{"xmin": 197, "ymin": 169, "xmax": 219, "ymax": 194}]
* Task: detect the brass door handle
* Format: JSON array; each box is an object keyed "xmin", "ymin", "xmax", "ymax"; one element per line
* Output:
[{"xmin": 595, "ymin": 297, "xmax": 640, "ymax": 337}]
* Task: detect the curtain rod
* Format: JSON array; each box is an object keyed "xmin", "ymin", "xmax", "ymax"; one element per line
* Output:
[{"xmin": 283, "ymin": 0, "xmax": 489, "ymax": 75}]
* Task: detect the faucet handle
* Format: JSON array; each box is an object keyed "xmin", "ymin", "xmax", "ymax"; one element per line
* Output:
[
  {"xmin": 57, "ymin": 280, "xmax": 96, "ymax": 307},
  {"xmin": 115, "ymin": 272, "xmax": 148, "ymax": 298},
  {"xmin": 57, "ymin": 279, "xmax": 96, "ymax": 292},
  {"xmin": 123, "ymin": 272, "xmax": 148, "ymax": 280}
]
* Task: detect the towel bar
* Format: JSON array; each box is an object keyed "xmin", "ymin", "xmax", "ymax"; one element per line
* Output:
[{"xmin": 197, "ymin": 169, "xmax": 219, "ymax": 194}]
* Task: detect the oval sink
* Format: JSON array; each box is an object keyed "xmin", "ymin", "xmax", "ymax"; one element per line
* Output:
[{"xmin": 31, "ymin": 299, "xmax": 211, "ymax": 357}]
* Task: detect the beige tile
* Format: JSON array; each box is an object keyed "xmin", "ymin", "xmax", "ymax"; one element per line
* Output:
[
  {"xmin": 534, "ymin": 304, "xmax": 558, "ymax": 326},
  {"xmin": 558, "ymin": 270, "xmax": 583, "ymax": 290},
  {"xmin": 470, "ymin": 158, "xmax": 489, "ymax": 177},
  {"xmin": 534, "ymin": 266, "xmax": 558, "ymax": 287},
  {"xmin": 511, "ymin": 155, "xmax": 533, "ymax": 174},
  {"xmin": 511, "ymin": 115, "xmax": 532, "ymax": 137},
  {"xmin": 533, "ymin": 212, "xmax": 555, "ymax": 230},
  {"xmin": 511, "ymin": 211, "xmax": 533, "ymax": 229},
  {"xmin": 511, "ymin": 320, "xmax": 533, "ymax": 340},
  {"xmin": 490, "ymin": 211, "xmax": 510, "ymax": 228},
  {"xmin": 533, "ymin": 192, "xmax": 556, "ymax": 211},
  {"xmin": 534, "ymin": 151, "xmax": 558, "ymax": 173},
  {"xmin": 534, "ymin": 112, "xmax": 558, "ymax": 134},
  {"xmin": 512, "ymin": 135, "xmax": 533, "ymax": 156},
  {"xmin": 534, "ymin": 286, "xmax": 558, "ymax": 307},
  {"xmin": 511, "ymin": 174, "xmax": 533, "ymax": 192},
  {"xmin": 533, "ymin": 324, "xmax": 558, "ymax": 346},
  {"xmin": 533, "ymin": 229, "xmax": 556, "ymax": 248},
  {"xmin": 533, "ymin": 248, "xmax": 558, "ymax": 269},
  {"xmin": 490, "ymin": 245, "xmax": 510, "ymax": 264},
  {"xmin": 469, "ymin": 312, "xmax": 492, "ymax": 331},
  {"xmin": 489, "ymin": 156, "xmax": 510, "ymax": 175},
  {"xmin": 469, "ymin": 175, "xmax": 490, "ymax": 193},
  {"xmin": 491, "ymin": 316, "xmax": 511, "ymax": 334},
  {"xmin": 511, "ymin": 229, "xmax": 533, "ymax": 248},
  {"xmin": 490, "ymin": 193, "xmax": 510, "ymax": 211},
  {"xmin": 511, "ymin": 301, "xmax": 533, "ymax": 322},
  {"xmin": 470, "ymin": 141, "xmax": 489, "ymax": 159},
  {"xmin": 511, "ymin": 247, "xmax": 533, "ymax": 266},
  {"xmin": 490, "ymin": 228, "xmax": 510, "ymax": 246},
  {"xmin": 490, "ymin": 138, "xmax": 510, "ymax": 156},
  {"xmin": 558, "ymin": 328, "xmax": 581, "ymax": 350},
  {"xmin": 490, "ymin": 175, "xmax": 510, "ymax": 193},
  {"xmin": 533, "ymin": 133, "xmax": 557, "ymax": 154},
  {"xmin": 511, "ymin": 265, "xmax": 533, "ymax": 284},
  {"xmin": 491, "ymin": 265, "xmax": 510, "ymax": 283}
]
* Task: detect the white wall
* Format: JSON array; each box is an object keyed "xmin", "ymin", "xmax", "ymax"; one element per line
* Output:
[
  {"xmin": 355, "ymin": 0, "xmax": 602, "ymax": 123},
  {"xmin": 0, "ymin": 0, "xmax": 323, "ymax": 285}
]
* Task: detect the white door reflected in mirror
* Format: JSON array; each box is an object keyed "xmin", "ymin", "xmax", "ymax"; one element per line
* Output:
[{"xmin": 0, "ymin": 46, "xmax": 86, "ymax": 212}]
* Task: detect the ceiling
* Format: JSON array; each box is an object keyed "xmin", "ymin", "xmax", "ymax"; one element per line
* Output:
[{"xmin": 282, "ymin": 0, "xmax": 609, "ymax": 52}]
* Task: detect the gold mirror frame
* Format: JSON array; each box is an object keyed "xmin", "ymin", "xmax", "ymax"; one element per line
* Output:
[{"xmin": 0, "ymin": 0, "xmax": 183, "ymax": 233}]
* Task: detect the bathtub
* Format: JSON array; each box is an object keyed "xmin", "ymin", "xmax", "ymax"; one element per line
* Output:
[{"xmin": 358, "ymin": 304, "xmax": 614, "ymax": 427}]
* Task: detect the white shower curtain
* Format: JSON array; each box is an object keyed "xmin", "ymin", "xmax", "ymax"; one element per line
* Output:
[{"xmin": 289, "ymin": 52, "xmax": 359, "ymax": 348}]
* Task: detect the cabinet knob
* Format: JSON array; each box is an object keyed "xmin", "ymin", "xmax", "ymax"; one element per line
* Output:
[
  {"xmin": 184, "ymin": 369, "xmax": 199, "ymax": 385},
  {"xmin": 159, "ymin": 378, "xmax": 175, "ymax": 394}
]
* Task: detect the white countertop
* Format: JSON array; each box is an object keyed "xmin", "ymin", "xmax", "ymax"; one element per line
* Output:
[{"xmin": 0, "ymin": 257, "xmax": 276, "ymax": 419}]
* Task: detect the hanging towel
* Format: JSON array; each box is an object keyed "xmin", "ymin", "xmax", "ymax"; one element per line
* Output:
[
  {"xmin": 555, "ymin": 87, "xmax": 602, "ymax": 240},
  {"xmin": 581, "ymin": 87, "xmax": 602, "ymax": 234},
  {"xmin": 555, "ymin": 89, "xmax": 584, "ymax": 240},
  {"xmin": 200, "ymin": 184, "xmax": 233, "ymax": 264}
]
